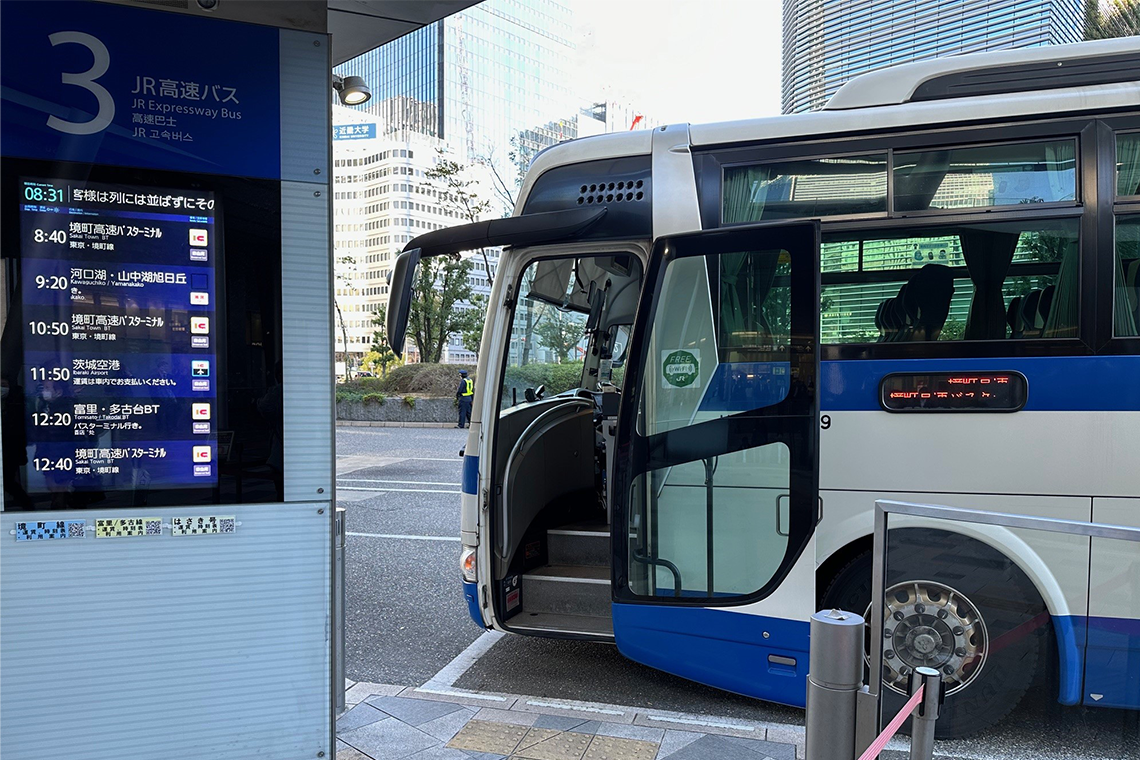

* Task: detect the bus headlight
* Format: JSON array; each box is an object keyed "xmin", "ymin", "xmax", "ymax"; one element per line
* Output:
[{"xmin": 461, "ymin": 547, "xmax": 477, "ymax": 582}]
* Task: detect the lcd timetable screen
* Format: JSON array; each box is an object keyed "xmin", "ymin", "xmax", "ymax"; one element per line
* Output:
[{"xmin": 16, "ymin": 177, "xmax": 219, "ymax": 495}]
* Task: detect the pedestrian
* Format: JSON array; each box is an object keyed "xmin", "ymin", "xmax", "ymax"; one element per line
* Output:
[{"xmin": 456, "ymin": 369, "xmax": 474, "ymax": 428}]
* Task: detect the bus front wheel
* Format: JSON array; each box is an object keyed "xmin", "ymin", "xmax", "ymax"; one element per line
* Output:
[{"xmin": 819, "ymin": 530, "xmax": 1047, "ymax": 739}]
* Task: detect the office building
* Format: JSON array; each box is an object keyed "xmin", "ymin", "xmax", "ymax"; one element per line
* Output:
[
  {"xmin": 782, "ymin": 0, "xmax": 1085, "ymax": 113},
  {"xmin": 334, "ymin": 0, "xmax": 577, "ymax": 166},
  {"xmin": 331, "ymin": 107, "xmax": 491, "ymax": 371},
  {"xmin": 332, "ymin": 1, "xmax": 584, "ymax": 367}
]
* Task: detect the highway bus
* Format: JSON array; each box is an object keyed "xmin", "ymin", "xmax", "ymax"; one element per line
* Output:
[{"xmin": 386, "ymin": 38, "xmax": 1140, "ymax": 737}]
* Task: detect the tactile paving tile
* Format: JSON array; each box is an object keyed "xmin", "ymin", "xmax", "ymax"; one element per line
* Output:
[
  {"xmin": 582, "ymin": 735, "xmax": 660, "ymax": 760},
  {"xmin": 513, "ymin": 730, "xmax": 593, "ymax": 760},
  {"xmin": 447, "ymin": 719, "xmax": 529, "ymax": 755}
]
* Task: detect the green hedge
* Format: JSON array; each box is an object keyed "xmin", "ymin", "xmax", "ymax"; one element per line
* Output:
[
  {"xmin": 338, "ymin": 363, "xmax": 477, "ymax": 398},
  {"xmin": 337, "ymin": 361, "xmax": 588, "ymax": 400}
]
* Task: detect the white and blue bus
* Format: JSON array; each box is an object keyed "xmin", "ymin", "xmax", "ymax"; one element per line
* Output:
[{"xmin": 387, "ymin": 38, "xmax": 1140, "ymax": 737}]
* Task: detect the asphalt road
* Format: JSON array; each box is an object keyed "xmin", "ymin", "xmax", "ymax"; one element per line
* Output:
[
  {"xmin": 337, "ymin": 426, "xmax": 478, "ymax": 686},
  {"xmin": 336, "ymin": 425, "xmax": 1139, "ymax": 760}
]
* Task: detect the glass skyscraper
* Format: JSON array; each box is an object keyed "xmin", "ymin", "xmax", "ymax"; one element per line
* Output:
[
  {"xmin": 334, "ymin": 0, "xmax": 577, "ymax": 165},
  {"xmin": 782, "ymin": 0, "xmax": 1085, "ymax": 114},
  {"xmin": 331, "ymin": 1, "xmax": 578, "ymax": 367}
]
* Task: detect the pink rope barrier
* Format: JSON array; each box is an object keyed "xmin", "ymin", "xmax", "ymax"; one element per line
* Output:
[{"xmin": 856, "ymin": 684, "xmax": 925, "ymax": 760}]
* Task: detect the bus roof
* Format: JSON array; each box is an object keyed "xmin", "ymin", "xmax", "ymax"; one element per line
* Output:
[
  {"xmin": 518, "ymin": 38, "xmax": 1140, "ymax": 214},
  {"xmin": 822, "ymin": 36, "xmax": 1139, "ymax": 110}
]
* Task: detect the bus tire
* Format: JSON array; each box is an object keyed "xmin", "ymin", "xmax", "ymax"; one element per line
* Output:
[{"xmin": 819, "ymin": 530, "xmax": 1046, "ymax": 739}]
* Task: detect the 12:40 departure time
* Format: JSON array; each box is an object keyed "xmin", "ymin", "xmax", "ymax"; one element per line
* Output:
[
  {"xmin": 30, "ymin": 367, "xmax": 70, "ymax": 381},
  {"xmin": 33, "ymin": 457, "xmax": 73, "ymax": 472}
]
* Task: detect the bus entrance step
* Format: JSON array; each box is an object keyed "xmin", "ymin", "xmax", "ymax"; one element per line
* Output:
[
  {"xmin": 507, "ymin": 610, "xmax": 614, "ymax": 638},
  {"xmin": 521, "ymin": 564, "xmax": 611, "ymax": 619},
  {"xmin": 546, "ymin": 523, "xmax": 610, "ymax": 568}
]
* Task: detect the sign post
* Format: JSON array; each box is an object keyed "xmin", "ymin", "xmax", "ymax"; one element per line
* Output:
[{"xmin": 1, "ymin": 3, "xmax": 335, "ymax": 758}]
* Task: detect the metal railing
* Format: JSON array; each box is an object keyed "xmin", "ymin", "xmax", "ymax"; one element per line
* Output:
[
  {"xmin": 334, "ymin": 507, "xmax": 346, "ymax": 715},
  {"xmin": 807, "ymin": 499, "xmax": 1140, "ymax": 759}
]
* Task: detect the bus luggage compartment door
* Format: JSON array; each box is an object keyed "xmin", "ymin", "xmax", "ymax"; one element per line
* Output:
[{"xmin": 610, "ymin": 222, "xmax": 821, "ymax": 706}]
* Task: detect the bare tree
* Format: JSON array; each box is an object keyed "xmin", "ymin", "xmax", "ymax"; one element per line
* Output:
[
  {"xmin": 334, "ymin": 254, "xmax": 357, "ymax": 382},
  {"xmin": 425, "ymin": 150, "xmax": 495, "ymax": 287}
]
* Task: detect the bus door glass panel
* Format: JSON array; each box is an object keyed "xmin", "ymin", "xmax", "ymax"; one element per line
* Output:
[{"xmin": 618, "ymin": 222, "xmax": 819, "ymax": 604}]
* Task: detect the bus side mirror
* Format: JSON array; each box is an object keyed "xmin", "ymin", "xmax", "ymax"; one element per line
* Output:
[{"xmin": 386, "ymin": 247, "xmax": 422, "ymax": 359}]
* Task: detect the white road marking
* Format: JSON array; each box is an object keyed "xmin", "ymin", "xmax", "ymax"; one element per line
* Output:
[
  {"xmin": 337, "ymin": 486, "xmax": 461, "ymax": 494},
  {"xmin": 421, "ymin": 630, "xmax": 506, "ymax": 694},
  {"xmin": 644, "ymin": 714, "xmax": 757, "ymax": 731},
  {"xmin": 340, "ymin": 478, "xmax": 461, "ymax": 487},
  {"xmin": 347, "ymin": 532, "xmax": 461, "ymax": 542},
  {"xmin": 415, "ymin": 686, "xmax": 508, "ymax": 702},
  {"xmin": 524, "ymin": 699, "xmax": 625, "ymax": 716}
]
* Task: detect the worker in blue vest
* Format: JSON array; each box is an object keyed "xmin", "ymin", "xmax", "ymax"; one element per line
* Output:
[{"xmin": 456, "ymin": 369, "xmax": 474, "ymax": 429}]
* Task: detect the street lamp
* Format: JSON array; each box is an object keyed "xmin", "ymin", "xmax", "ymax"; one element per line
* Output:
[{"xmin": 332, "ymin": 75, "xmax": 371, "ymax": 106}]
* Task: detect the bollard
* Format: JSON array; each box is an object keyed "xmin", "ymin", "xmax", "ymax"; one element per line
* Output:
[
  {"xmin": 334, "ymin": 508, "xmax": 347, "ymax": 715},
  {"xmin": 908, "ymin": 667, "xmax": 943, "ymax": 760},
  {"xmin": 805, "ymin": 609, "xmax": 866, "ymax": 760}
]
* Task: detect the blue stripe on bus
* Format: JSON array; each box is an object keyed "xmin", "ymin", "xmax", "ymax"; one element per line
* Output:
[
  {"xmin": 462, "ymin": 581, "xmax": 485, "ymax": 628},
  {"xmin": 462, "ymin": 455, "xmax": 479, "ymax": 495},
  {"xmin": 612, "ymin": 607, "xmax": 1140, "ymax": 710},
  {"xmin": 822, "ymin": 355, "xmax": 1140, "ymax": 412},
  {"xmin": 1053, "ymin": 614, "xmax": 1085, "ymax": 706},
  {"xmin": 612, "ymin": 604, "xmax": 810, "ymax": 708},
  {"xmin": 1083, "ymin": 615, "xmax": 1140, "ymax": 709},
  {"xmin": 698, "ymin": 362, "xmax": 790, "ymax": 412}
]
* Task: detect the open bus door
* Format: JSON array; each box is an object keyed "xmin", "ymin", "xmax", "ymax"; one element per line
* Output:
[
  {"xmin": 611, "ymin": 222, "xmax": 821, "ymax": 707},
  {"xmin": 385, "ymin": 207, "xmax": 607, "ymax": 357}
]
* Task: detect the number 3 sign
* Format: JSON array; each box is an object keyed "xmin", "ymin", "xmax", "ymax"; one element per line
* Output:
[{"xmin": 46, "ymin": 31, "xmax": 115, "ymax": 135}]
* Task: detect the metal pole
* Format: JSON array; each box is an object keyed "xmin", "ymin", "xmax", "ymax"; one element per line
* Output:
[
  {"xmin": 908, "ymin": 666, "xmax": 942, "ymax": 760},
  {"xmin": 703, "ymin": 457, "xmax": 715, "ymax": 596},
  {"xmin": 334, "ymin": 508, "xmax": 347, "ymax": 715},
  {"xmin": 805, "ymin": 609, "xmax": 865, "ymax": 760}
]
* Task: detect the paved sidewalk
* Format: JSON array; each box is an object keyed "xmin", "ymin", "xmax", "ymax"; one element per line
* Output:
[{"xmin": 338, "ymin": 681, "xmax": 809, "ymax": 760}]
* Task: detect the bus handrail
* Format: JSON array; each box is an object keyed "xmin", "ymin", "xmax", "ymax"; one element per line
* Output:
[{"xmin": 631, "ymin": 550, "xmax": 683, "ymax": 597}]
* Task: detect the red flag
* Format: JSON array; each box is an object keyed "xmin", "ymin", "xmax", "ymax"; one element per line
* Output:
[{"xmin": 629, "ymin": 114, "xmax": 643, "ymax": 130}]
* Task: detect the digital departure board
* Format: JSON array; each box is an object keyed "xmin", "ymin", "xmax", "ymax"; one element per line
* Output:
[
  {"xmin": 879, "ymin": 372, "xmax": 1028, "ymax": 412},
  {"xmin": 16, "ymin": 177, "xmax": 218, "ymax": 493}
]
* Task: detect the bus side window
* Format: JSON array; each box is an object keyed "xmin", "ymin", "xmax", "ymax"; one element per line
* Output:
[
  {"xmin": 1113, "ymin": 132, "xmax": 1140, "ymax": 338},
  {"xmin": 820, "ymin": 218, "xmax": 1080, "ymax": 344}
]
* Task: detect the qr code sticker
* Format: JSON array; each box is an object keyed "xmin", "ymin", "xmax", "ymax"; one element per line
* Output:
[
  {"xmin": 66, "ymin": 520, "xmax": 86, "ymax": 539},
  {"xmin": 144, "ymin": 519, "xmax": 163, "ymax": 536},
  {"xmin": 218, "ymin": 517, "xmax": 236, "ymax": 534}
]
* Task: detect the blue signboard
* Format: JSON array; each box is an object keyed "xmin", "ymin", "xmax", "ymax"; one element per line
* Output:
[
  {"xmin": 334, "ymin": 123, "xmax": 376, "ymax": 140},
  {"xmin": 1, "ymin": 1, "xmax": 281, "ymax": 179}
]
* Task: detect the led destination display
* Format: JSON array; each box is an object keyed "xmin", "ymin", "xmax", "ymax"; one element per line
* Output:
[
  {"xmin": 879, "ymin": 371, "xmax": 1028, "ymax": 412},
  {"xmin": 17, "ymin": 177, "xmax": 218, "ymax": 492}
]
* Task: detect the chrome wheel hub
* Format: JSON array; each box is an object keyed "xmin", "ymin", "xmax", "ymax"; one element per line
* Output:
[{"xmin": 866, "ymin": 580, "xmax": 988, "ymax": 696}]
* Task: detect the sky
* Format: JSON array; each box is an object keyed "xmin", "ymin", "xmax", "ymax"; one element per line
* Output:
[{"xmin": 570, "ymin": 0, "xmax": 784, "ymax": 126}]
